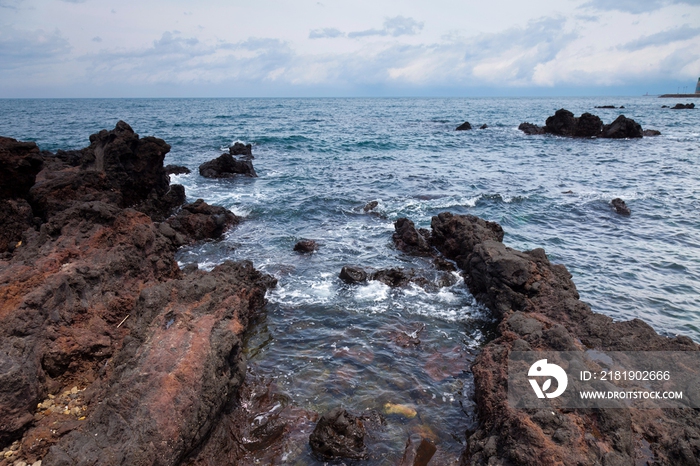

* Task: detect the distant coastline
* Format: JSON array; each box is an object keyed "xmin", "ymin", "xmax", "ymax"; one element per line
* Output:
[{"xmin": 659, "ymin": 93, "xmax": 699, "ymax": 98}]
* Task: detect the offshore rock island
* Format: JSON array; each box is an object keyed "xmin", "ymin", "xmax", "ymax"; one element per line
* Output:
[{"xmin": 1, "ymin": 120, "xmax": 699, "ymax": 465}]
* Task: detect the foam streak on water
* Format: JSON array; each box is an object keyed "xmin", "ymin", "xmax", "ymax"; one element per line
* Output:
[{"xmin": 1, "ymin": 97, "xmax": 699, "ymax": 463}]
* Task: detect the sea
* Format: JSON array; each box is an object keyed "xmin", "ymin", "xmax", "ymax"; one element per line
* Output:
[{"xmin": 1, "ymin": 97, "xmax": 698, "ymax": 464}]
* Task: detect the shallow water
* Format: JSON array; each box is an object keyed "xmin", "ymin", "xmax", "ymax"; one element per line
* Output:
[{"xmin": 2, "ymin": 97, "xmax": 699, "ymax": 462}]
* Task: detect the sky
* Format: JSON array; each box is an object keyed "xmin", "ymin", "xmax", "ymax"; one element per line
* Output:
[{"xmin": 0, "ymin": 0, "xmax": 699, "ymax": 97}]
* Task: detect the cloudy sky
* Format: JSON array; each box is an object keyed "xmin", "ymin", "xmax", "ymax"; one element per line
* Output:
[{"xmin": 1, "ymin": 0, "xmax": 699, "ymax": 97}]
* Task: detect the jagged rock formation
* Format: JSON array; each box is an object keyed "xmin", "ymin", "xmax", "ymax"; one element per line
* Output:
[
  {"xmin": 519, "ymin": 109, "xmax": 645, "ymax": 138},
  {"xmin": 395, "ymin": 212, "xmax": 700, "ymax": 465},
  {"xmin": 0, "ymin": 123, "xmax": 275, "ymax": 466}
]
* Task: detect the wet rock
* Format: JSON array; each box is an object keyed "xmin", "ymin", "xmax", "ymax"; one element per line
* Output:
[
  {"xmin": 661, "ymin": 105, "xmax": 669, "ymax": 108},
  {"xmin": 643, "ymin": 129, "xmax": 661, "ymax": 136},
  {"xmin": 611, "ymin": 198, "xmax": 631, "ymax": 216},
  {"xmin": 602, "ymin": 115, "xmax": 643, "ymax": 138},
  {"xmin": 293, "ymin": 239, "xmax": 317, "ymax": 253},
  {"xmin": 545, "ymin": 108, "xmax": 577, "ymax": 136},
  {"xmin": 0, "ymin": 136, "xmax": 43, "ymax": 200},
  {"xmin": 229, "ymin": 142, "xmax": 253, "ymax": 159},
  {"xmin": 573, "ymin": 112, "xmax": 603, "ymax": 138},
  {"xmin": 595, "ymin": 105, "xmax": 616, "ymax": 109},
  {"xmin": 383, "ymin": 403, "xmax": 417, "ymax": 418},
  {"xmin": 430, "ymin": 212, "xmax": 503, "ymax": 270},
  {"xmin": 479, "ymin": 124, "xmax": 488, "ymax": 130},
  {"xmin": 363, "ymin": 200, "xmax": 379, "ymax": 212},
  {"xmin": 672, "ymin": 103, "xmax": 695, "ymax": 109},
  {"xmin": 456, "ymin": 121, "xmax": 472, "ymax": 130},
  {"xmin": 198, "ymin": 153, "xmax": 257, "ymax": 178},
  {"xmin": 164, "ymin": 164, "xmax": 191, "ymax": 175},
  {"xmin": 371, "ymin": 268, "xmax": 416, "ymax": 287},
  {"xmin": 415, "ymin": 211, "xmax": 699, "ymax": 466},
  {"xmin": 309, "ymin": 407, "xmax": 368, "ymax": 460},
  {"xmin": 167, "ymin": 198, "xmax": 240, "ymax": 242},
  {"xmin": 393, "ymin": 218, "xmax": 433, "ymax": 256},
  {"xmin": 399, "ymin": 437, "xmax": 437, "ymax": 466},
  {"xmin": 518, "ymin": 122, "xmax": 545, "ymax": 135},
  {"xmin": 339, "ymin": 266, "xmax": 368, "ymax": 284}
]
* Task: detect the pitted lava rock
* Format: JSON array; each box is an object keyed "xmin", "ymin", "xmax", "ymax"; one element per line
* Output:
[
  {"xmin": 229, "ymin": 142, "xmax": 253, "ymax": 159},
  {"xmin": 393, "ymin": 217, "xmax": 433, "ymax": 256},
  {"xmin": 339, "ymin": 266, "xmax": 368, "ymax": 284},
  {"xmin": 199, "ymin": 153, "xmax": 257, "ymax": 178},
  {"xmin": 397, "ymin": 212, "xmax": 700, "ymax": 465},
  {"xmin": 0, "ymin": 123, "xmax": 275, "ymax": 466},
  {"xmin": 309, "ymin": 407, "xmax": 368, "ymax": 460},
  {"xmin": 293, "ymin": 239, "xmax": 318, "ymax": 253}
]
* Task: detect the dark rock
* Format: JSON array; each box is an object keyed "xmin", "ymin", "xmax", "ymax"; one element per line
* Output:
[
  {"xmin": 601, "ymin": 115, "xmax": 643, "ymax": 138},
  {"xmin": 0, "ymin": 137, "xmax": 43, "ymax": 200},
  {"xmin": 413, "ymin": 210, "xmax": 699, "ymax": 466},
  {"xmin": 545, "ymin": 108, "xmax": 577, "ymax": 136},
  {"xmin": 164, "ymin": 164, "xmax": 191, "ymax": 175},
  {"xmin": 371, "ymin": 268, "xmax": 416, "ymax": 288},
  {"xmin": 661, "ymin": 105, "xmax": 669, "ymax": 108},
  {"xmin": 309, "ymin": 407, "xmax": 368, "ymax": 460},
  {"xmin": 167, "ymin": 198, "xmax": 240, "ymax": 243},
  {"xmin": 573, "ymin": 112, "xmax": 603, "ymax": 138},
  {"xmin": 393, "ymin": 218, "xmax": 432, "ymax": 256},
  {"xmin": 399, "ymin": 437, "xmax": 437, "ymax": 466},
  {"xmin": 430, "ymin": 212, "xmax": 503, "ymax": 270},
  {"xmin": 518, "ymin": 122, "xmax": 545, "ymax": 135},
  {"xmin": 363, "ymin": 200, "xmax": 379, "ymax": 212},
  {"xmin": 620, "ymin": 106, "xmax": 625, "ymax": 109},
  {"xmin": 0, "ymin": 198, "xmax": 34, "ymax": 253},
  {"xmin": 672, "ymin": 103, "xmax": 695, "ymax": 109},
  {"xmin": 293, "ymin": 239, "xmax": 317, "ymax": 253},
  {"xmin": 611, "ymin": 198, "xmax": 631, "ymax": 216},
  {"xmin": 339, "ymin": 266, "xmax": 368, "ymax": 284},
  {"xmin": 595, "ymin": 105, "xmax": 616, "ymax": 109},
  {"xmin": 199, "ymin": 153, "xmax": 257, "ymax": 178},
  {"xmin": 643, "ymin": 129, "xmax": 661, "ymax": 137},
  {"xmin": 230, "ymin": 142, "xmax": 253, "ymax": 159},
  {"xmin": 479, "ymin": 124, "xmax": 488, "ymax": 130},
  {"xmin": 456, "ymin": 121, "xmax": 472, "ymax": 130}
]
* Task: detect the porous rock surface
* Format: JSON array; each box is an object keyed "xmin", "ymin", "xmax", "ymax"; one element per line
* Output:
[
  {"xmin": 397, "ymin": 212, "xmax": 700, "ymax": 465},
  {"xmin": 0, "ymin": 123, "xmax": 275, "ymax": 466}
]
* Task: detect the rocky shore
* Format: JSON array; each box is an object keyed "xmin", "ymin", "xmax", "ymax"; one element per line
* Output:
[
  {"xmin": 0, "ymin": 123, "xmax": 275, "ymax": 466},
  {"xmin": 390, "ymin": 213, "xmax": 700, "ymax": 465}
]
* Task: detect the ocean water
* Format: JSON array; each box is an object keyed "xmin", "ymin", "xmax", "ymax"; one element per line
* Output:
[{"xmin": 1, "ymin": 97, "xmax": 699, "ymax": 463}]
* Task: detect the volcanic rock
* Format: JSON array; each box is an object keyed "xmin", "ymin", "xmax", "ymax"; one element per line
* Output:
[
  {"xmin": 518, "ymin": 122, "xmax": 545, "ymax": 135},
  {"xmin": 672, "ymin": 103, "xmax": 695, "ymax": 109},
  {"xmin": 456, "ymin": 122, "xmax": 472, "ymax": 130},
  {"xmin": 594, "ymin": 105, "xmax": 616, "ymax": 109},
  {"xmin": 479, "ymin": 124, "xmax": 488, "ymax": 130},
  {"xmin": 393, "ymin": 218, "xmax": 432, "ymax": 256},
  {"xmin": 293, "ymin": 239, "xmax": 318, "ymax": 253},
  {"xmin": 309, "ymin": 407, "xmax": 368, "ymax": 460},
  {"xmin": 611, "ymin": 198, "xmax": 631, "ymax": 216},
  {"xmin": 164, "ymin": 164, "xmax": 191, "ymax": 175},
  {"xmin": 230, "ymin": 142, "xmax": 253, "ymax": 159},
  {"xmin": 363, "ymin": 200, "xmax": 379, "ymax": 212},
  {"xmin": 572, "ymin": 112, "xmax": 603, "ymax": 138},
  {"xmin": 167, "ymin": 198, "xmax": 240, "ymax": 243},
  {"xmin": 339, "ymin": 266, "xmax": 368, "ymax": 284},
  {"xmin": 602, "ymin": 115, "xmax": 643, "ymax": 138},
  {"xmin": 642, "ymin": 129, "xmax": 661, "ymax": 137},
  {"xmin": 545, "ymin": 109, "xmax": 577, "ymax": 136},
  {"xmin": 199, "ymin": 153, "xmax": 257, "ymax": 178},
  {"xmin": 0, "ymin": 137, "xmax": 43, "ymax": 200},
  {"xmin": 403, "ymin": 212, "xmax": 700, "ymax": 465},
  {"xmin": 371, "ymin": 268, "xmax": 417, "ymax": 287}
]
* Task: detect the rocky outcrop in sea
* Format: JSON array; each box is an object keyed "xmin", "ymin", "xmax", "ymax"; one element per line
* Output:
[
  {"xmin": 0, "ymin": 123, "xmax": 275, "ymax": 465},
  {"xmin": 519, "ymin": 108, "xmax": 650, "ymax": 138}
]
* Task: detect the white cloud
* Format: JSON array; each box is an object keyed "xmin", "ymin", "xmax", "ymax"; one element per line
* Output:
[
  {"xmin": 309, "ymin": 28, "xmax": 345, "ymax": 39},
  {"xmin": 347, "ymin": 16, "xmax": 424, "ymax": 38}
]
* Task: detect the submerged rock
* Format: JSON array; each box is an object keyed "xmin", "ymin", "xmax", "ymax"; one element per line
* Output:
[
  {"xmin": 611, "ymin": 198, "xmax": 631, "ymax": 216},
  {"xmin": 309, "ymin": 407, "xmax": 368, "ymax": 460},
  {"xmin": 642, "ymin": 129, "xmax": 661, "ymax": 137},
  {"xmin": 199, "ymin": 153, "xmax": 257, "ymax": 178},
  {"xmin": 456, "ymin": 121, "xmax": 472, "ymax": 130},
  {"xmin": 479, "ymin": 124, "xmax": 488, "ymax": 130},
  {"xmin": 363, "ymin": 200, "xmax": 379, "ymax": 212},
  {"xmin": 594, "ymin": 105, "xmax": 617, "ymax": 109},
  {"xmin": 293, "ymin": 239, "xmax": 318, "ymax": 253},
  {"xmin": 399, "ymin": 438, "xmax": 437, "ymax": 466}
]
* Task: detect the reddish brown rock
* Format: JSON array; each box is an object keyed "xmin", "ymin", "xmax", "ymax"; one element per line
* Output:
[{"xmin": 412, "ymin": 212, "xmax": 700, "ymax": 465}]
